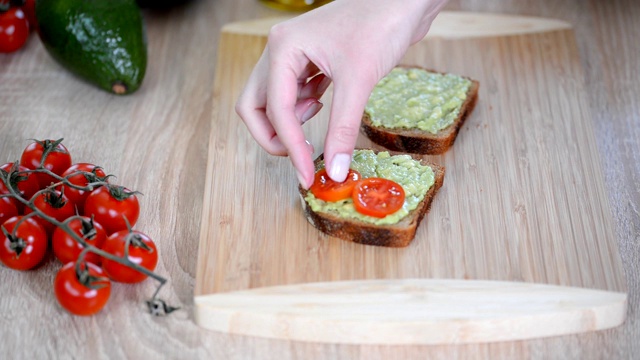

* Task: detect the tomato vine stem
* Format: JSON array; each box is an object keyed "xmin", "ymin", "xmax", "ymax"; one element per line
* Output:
[{"xmin": 0, "ymin": 162, "xmax": 175, "ymax": 316}]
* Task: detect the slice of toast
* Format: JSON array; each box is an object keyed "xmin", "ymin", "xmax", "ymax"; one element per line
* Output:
[
  {"xmin": 361, "ymin": 67, "xmax": 479, "ymax": 155},
  {"xmin": 298, "ymin": 152, "xmax": 445, "ymax": 248}
]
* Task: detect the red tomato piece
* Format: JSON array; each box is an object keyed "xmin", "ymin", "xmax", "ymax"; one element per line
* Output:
[
  {"xmin": 0, "ymin": 8, "xmax": 29, "ymax": 53},
  {"xmin": 52, "ymin": 216, "xmax": 107, "ymax": 265},
  {"xmin": 20, "ymin": 139, "xmax": 72, "ymax": 188},
  {"xmin": 54, "ymin": 261, "xmax": 111, "ymax": 316},
  {"xmin": 309, "ymin": 168, "xmax": 361, "ymax": 202},
  {"xmin": 101, "ymin": 230, "xmax": 158, "ymax": 283},
  {"xmin": 83, "ymin": 185, "xmax": 139, "ymax": 235},
  {"xmin": 352, "ymin": 178, "xmax": 405, "ymax": 218},
  {"xmin": 0, "ymin": 196, "xmax": 19, "ymax": 225},
  {"xmin": 24, "ymin": 189, "xmax": 76, "ymax": 235},
  {"xmin": 0, "ymin": 215, "xmax": 47, "ymax": 270},
  {"xmin": 0, "ymin": 162, "xmax": 41, "ymax": 205},
  {"xmin": 60, "ymin": 163, "xmax": 108, "ymax": 214},
  {"xmin": 20, "ymin": 0, "xmax": 36, "ymax": 31}
]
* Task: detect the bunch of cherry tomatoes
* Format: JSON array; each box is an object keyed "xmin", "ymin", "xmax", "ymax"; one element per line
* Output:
[
  {"xmin": 0, "ymin": 139, "xmax": 161, "ymax": 316},
  {"xmin": 0, "ymin": 0, "xmax": 36, "ymax": 53}
]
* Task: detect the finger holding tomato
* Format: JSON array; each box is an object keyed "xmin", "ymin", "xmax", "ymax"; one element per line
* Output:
[
  {"xmin": 101, "ymin": 230, "xmax": 158, "ymax": 283},
  {"xmin": 84, "ymin": 185, "xmax": 139, "ymax": 235},
  {"xmin": 0, "ymin": 215, "xmax": 47, "ymax": 270},
  {"xmin": 54, "ymin": 261, "xmax": 111, "ymax": 316}
]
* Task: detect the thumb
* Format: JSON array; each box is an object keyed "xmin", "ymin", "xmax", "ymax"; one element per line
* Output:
[{"xmin": 323, "ymin": 75, "xmax": 376, "ymax": 182}]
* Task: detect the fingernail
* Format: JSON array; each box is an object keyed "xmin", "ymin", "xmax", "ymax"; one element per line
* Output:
[
  {"xmin": 305, "ymin": 140, "xmax": 315, "ymax": 154},
  {"xmin": 328, "ymin": 153, "xmax": 350, "ymax": 182},
  {"xmin": 296, "ymin": 170, "xmax": 309, "ymax": 189},
  {"xmin": 301, "ymin": 100, "xmax": 323, "ymax": 124}
]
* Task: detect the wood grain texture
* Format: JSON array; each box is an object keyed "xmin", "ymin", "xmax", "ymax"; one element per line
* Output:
[
  {"xmin": 222, "ymin": 12, "xmax": 571, "ymax": 38},
  {"xmin": 194, "ymin": 13, "xmax": 626, "ymax": 342},
  {"xmin": 196, "ymin": 279, "xmax": 626, "ymax": 344},
  {"xmin": 0, "ymin": 0, "xmax": 638, "ymax": 358}
]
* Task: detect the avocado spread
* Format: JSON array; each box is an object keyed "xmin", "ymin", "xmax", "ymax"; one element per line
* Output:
[
  {"xmin": 365, "ymin": 67, "xmax": 472, "ymax": 134},
  {"xmin": 305, "ymin": 150, "xmax": 435, "ymax": 225}
]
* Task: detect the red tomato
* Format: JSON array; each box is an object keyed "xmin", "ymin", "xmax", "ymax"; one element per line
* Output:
[
  {"xmin": 24, "ymin": 189, "xmax": 75, "ymax": 235},
  {"xmin": 0, "ymin": 8, "xmax": 29, "ymax": 53},
  {"xmin": 0, "ymin": 216, "xmax": 47, "ymax": 270},
  {"xmin": 310, "ymin": 169, "xmax": 361, "ymax": 202},
  {"xmin": 20, "ymin": 0, "xmax": 36, "ymax": 31},
  {"xmin": 84, "ymin": 185, "xmax": 139, "ymax": 234},
  {"xmin": 54, "ymin": 261, "xmax": 111, "ymax": 316},
  {"xmin": 352, "ymin": 178, "xmax": 405, "ymax": 218},
  {"xmin": 0, "ymin": 196, "xmax": 19, "ymax": 225},
  {"xmin": 101, "ymin": 230, "xmax": 158, "ymax": 283},
  {"xmin": 52, "ymin": 216, "xmax": 107, "ymax": 265},
  {"xmin": 20, "ymin": 139, "xmax": 72, "ymax": 188},
  {"xmin": 0, "ymin": 162, "xmax": 40, "ymax": 204},
  {"xmin": 60, "ymin": 163, "xmax": 108, "ymax": 214}
]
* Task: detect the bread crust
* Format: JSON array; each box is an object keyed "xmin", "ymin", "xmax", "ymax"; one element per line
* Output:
[
  {"xmin": 298, "ymin": 152, "xmax": 445, "ymax": 248},
  {"xmin": 361, "ymin": 67, "xmax": 480, "ymax": 155}
]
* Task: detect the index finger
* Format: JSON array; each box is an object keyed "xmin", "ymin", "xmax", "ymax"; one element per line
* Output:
[{"xmin": 266, "ymin": 57, "xmax": 315, "ymax": 189}]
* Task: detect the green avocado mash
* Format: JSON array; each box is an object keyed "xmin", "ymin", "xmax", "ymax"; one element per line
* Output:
[
  {"xmin": 365, "ymin": 67, "xmax": 472, "ymax": 134},
  {"xmin": 305, "ymin": 150, "xmax": 435, "ymax": 225}
]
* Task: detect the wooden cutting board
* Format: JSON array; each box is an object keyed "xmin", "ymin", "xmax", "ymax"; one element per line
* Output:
[{"xmin": 194, "ymin": 12, "xmax": 627, "ymax": 344}]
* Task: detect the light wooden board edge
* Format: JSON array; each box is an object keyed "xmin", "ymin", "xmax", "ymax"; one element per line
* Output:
[
  {"xmin": 194, "ymin": 279, "xmax": 627, "ymax": 345},
  {"xmin": 221, "ymin": 11, "xmax": 572, "ymax": 39}
]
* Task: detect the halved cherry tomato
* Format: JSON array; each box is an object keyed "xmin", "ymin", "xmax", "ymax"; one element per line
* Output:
[
  {"xmin": 24, "ymin": 189, "xmax": 75, "ymax": 235},
  {"xmin": 101, "ymin": 230, "xmax": 158, "ymax": 283},
  {"xmin": 310, "ymin": 168, "xmax": 361, "ymax": 202},
  {"xmin": 54, "ymin": 261, "xmax": 111, "ymax": 316},
  {"xmin": 60, "ymin": 163, "xmax": 108, "ymax": 214},
  {"xmin": 352, "ymin": 178, "xmax": 405, "ymax": 218},
  {"xmin": 0, "ymin": 162, "xmax": 40, "ymax": 205},
  {"xmin": 20, "ymin": 139, "xmax": 72, "ymax": 188},
  {"xmin": 52, "ymin": 216, "xmax": 107, "ymax": 265},
  {"xmin": 0, "ymin": 215, "xmax": 47, "ymax": 270}
]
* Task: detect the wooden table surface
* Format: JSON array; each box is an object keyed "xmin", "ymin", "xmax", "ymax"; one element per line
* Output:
[{"xmin": 0, "ymin": 0, "xmax": 637, "ymax": 358}]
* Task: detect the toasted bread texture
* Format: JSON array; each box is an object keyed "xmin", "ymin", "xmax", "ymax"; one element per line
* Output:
[
  {"xmin": 299, "ymin": 152, "xmax": 445, "ymax": 248},
  {"xmin": 361, "ymin": 67, "xmax": 479, "ymax": 155}
]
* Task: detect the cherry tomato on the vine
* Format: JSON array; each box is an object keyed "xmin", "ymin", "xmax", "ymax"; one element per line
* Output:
[
  {"xmin": 52, "ymin": 216, "xmax": 106, "ymax": 265},
  {"xmin": 0, "ymin": 8, "xmax": 29, "ymax": 53},
  {"xmin": 84, "ymin": 185, "xmax": 139, "ymax": 234},
  {"xmin": 60, "ymin": 163, "xmax": 108, "ymax": 214},
  {"xmin": 0, "ymin": 216, "xmax": 47, "ymax": 270},
  {"xmin": 20, "ymin": 139, "xmax": 72, "ymax": 188},
  {"xmin": 25, "ymin": 189, "xmax": 75, "ymax": 235},
  {"xmin": 0, "ymin": 162, "xmax": 40, "ymax": 205},
  {"xmin": 0, "ymin": 196, "xmax": 19, "ymax": 225},
  {"xmin": 310, "ymin": 168, "xmax": 361, "ymax": 202},
  {"xmin": 54, "ymin": 261, "xmax": 111, "ymax": 316},
  {"xmin": 20, "ymin": 0, "xmax": 36, "ymax": 31},
  {"xmin": 352, "ymin": 178, "xmax": 406, "ymax": 218},
  {"xmin": 101, "ymin": 230, "xmax": 158, "ymax": 283}
]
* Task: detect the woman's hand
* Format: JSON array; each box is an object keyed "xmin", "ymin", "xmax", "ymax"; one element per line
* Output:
[{"xmin": 235, "ymin": 0, "xmax": 448, "ymax": 188}]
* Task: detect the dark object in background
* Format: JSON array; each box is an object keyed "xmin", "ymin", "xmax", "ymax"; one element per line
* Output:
[{"xmin": 136, "ymin": 0, "xmax": 193, "ymax": 9}]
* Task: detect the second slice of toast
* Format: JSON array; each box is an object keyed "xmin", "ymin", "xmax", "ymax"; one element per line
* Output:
[{"xmin": 361, "ymin": 67, "xmax": 479, "ymax": 155}]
